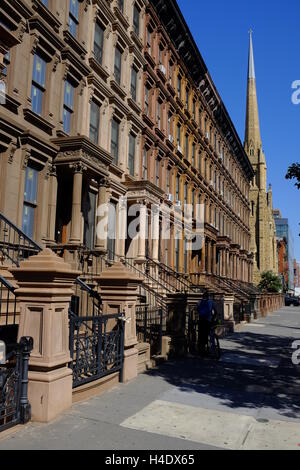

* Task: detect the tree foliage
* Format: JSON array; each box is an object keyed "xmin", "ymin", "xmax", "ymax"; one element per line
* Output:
[
  {"xmin": 285, "ymin": 163, "xmax": 300, "ymax": 189},
  {"xmin": 258, "ymin": 271, "xmax": 282, "ymax": 293}
]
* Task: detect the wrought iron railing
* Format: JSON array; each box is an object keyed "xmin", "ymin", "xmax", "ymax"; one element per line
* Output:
[
  {"xmin": 0, "ymin": 212, "xmax": 42, "ymax": 267},
  {"xmin": 0, "ymin": 336, "xmax": 33, "ymax": 432},
  {"xmin": 69, "ymin": 311, "xmax": 125, "ymax": 388},
  {"xmin": 0, "ymin": 275, "xmax": 17, "ymax": 328}
]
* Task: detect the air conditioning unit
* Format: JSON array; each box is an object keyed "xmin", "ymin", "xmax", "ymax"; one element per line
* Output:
[
  {"xmin": 167, "ymin": 193, "xmax": 173, "ymax": 202},
  {"xmin": 177, "ymin": 144, "xmax": 183, "ymax": 153},
  {"xmin": 209, "ymin": 180, "xmax": 214, "ymax": 187},
  {"xmin": 168, "ymin": 134, "xmax": 174, "ymax": 143},
  {"xmin": 159, "ymin": 64, "xmax": 166, "ymax": 75},
  {"xmin": 176, "ymin": 200, "xmax": 181, "ymax": 208},
  {"xmin": 205, "ymin": 132, "xmax": 210, "ymax": 140}
]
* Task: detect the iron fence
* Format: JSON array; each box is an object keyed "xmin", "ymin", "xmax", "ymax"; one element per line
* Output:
[
  {"xmin": 69, "ymin": 311, "xmax": 125, "ymax": 388},
  {"xmin": 0, "ymin": 336, "xmax": 33, "ymax": 432}
]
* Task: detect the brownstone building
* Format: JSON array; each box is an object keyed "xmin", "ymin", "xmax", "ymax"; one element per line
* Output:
[{"xmin": 0, "ymin": 0, "xmax": 255, "ymax": 305}]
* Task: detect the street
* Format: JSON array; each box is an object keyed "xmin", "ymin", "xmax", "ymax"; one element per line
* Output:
[{"xmin": 1, "ymin": 306, "xmax": 300, "ymax": 450}]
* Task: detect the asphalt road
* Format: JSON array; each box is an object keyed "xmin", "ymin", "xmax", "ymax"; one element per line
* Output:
[{"xmin": 0, "ymin": 306, "xmax": 300, "ymax": 450}]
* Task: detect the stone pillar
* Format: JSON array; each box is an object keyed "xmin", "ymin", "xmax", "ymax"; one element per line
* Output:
[
  {"xmin": 152, "ymin": 205, "xmax": 160, "ymax": 262},
  {"xmin": 10, "ymin": 249, "xmax": 80, "ymax": 423},
  {"xmin": 47, "ymin": 165, "xmax": 58, "ymax": 244},
  {"xmin": 95, "ymin": 178, "xmax": 109, "ymax": 252},
  {"xmin": 137, "ymin": 203, "xmax": 147, "ymax": 261},
  {"xmin": 207, "ymin": 240, "xmax": 212, "ymax": 274},
  {"xmin": 97, "ymin": 262, "xmax": 142, "ymax": 383},
  {"xmin": 69, "ymin": 164, "xmax": 84, "ymax": 245}
]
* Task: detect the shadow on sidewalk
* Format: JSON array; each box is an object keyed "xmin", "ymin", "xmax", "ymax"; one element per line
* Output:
[{"xmin": 145, "ymin": 331, "xmax": 300, "ymax": 419}]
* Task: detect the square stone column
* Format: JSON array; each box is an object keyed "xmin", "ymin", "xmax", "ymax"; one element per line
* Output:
[
  {"xmin": 10, "ymin": 249, "xmax": 80, "ymax": 423},
  {"xmin": 96, "ymin": 262, "xmax": 143, "ymax": 383}
]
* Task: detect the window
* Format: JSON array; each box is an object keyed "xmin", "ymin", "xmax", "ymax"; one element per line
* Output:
[
  {"xmin": 89, "ymin": 101, "xmax": 100, "ymax": 144},
  {"xmin": 63, "ymin": 80, "xmax": 74, "ymax": 134},
  {"xmin": 143, "ymin": 149, "xmax": 148, "ymax": 180},
  {"xmin": 41, "ymin": 0, "xmax": 49, "ymax": 6},
  {"xmin": 118, "ymin": 0, "xmax": 124, "ymax": 13},
  {"xmin": 133, "ymin": 4, "xmax": 140, "ymax": 36},
  {"xmin": 192, "ymin": 100, "xmax": 196, "ymax": 120},
  {"xmin": 166, "ymin": 168, "xmax": 170, "ymax": 194},
  {"xmin": 111, "ymin": 119, "xmax": 119, "ymax": 163},
  {"xmin": 176, "ymin": 175, "xmax": 180, "ymax": 202},
  {"xmin": 69, "ymin": 0, "xmax": 79, "ymax": 37},
  {"xmin": 184, "ymin": 183, "xmax": 188, "ymax": 206},
  {"xmin": 146, "ymin": 28, "xmax": 152, "ymax": 54},
  {"xmin": 128, "ymin": 133, "xmax": 135, "ymax": 176},
  {"xmin": 167, "ymin": 112, "xmax": 172, "ymax": 136},
  {"xmin": 192, "ymin": 143, "xmax": 195, "ymax": 167},
  {"xmin": 31, "ymin": 54, "xmax": 46, "ymax": 115},
  {"xmin": 131, "ymin": 67, "xmax": 137, "ymax": 101},
  {"xmin": 199, "ymin": 151, "xmax": 202, "ymax": 171},
  {"xmin": 158, "ymin": 46, "xmax": 163, "ymax": 65},
  {"xmin": 186, "ymin": 87, "xmax": 189, "ymax": 110},
  {"xmin": 177, "ymin": 75, "xmax": 181, "ymax": 98},
  {"xmin": 94, "ymin": 23, "xmax": 104, "ymax": 65},
  {"xmin": 155, "ymin": 159, "xmax": 160, "ymax": 187},
  {"xmin": 3, "ymin": 50, "xmax": 10, "ymax": 77},
  {"xmin": 192, "ymin": 190, "xmax": 195, "ymax": 218},
  {"xmin": 145, "ymin": 86, "xmax": 151, "ymax": 117},
  {"xmin": 185, "ymin": 135, "xmax": 189, "ymax": 159},
  {"xmin": 177, "ymin": 124, "xmax": 181, "ymax": 146},
  {"xmin": 114, "ymin": 47, "xmax": 122, "ymax": 85},
  {"xmin": 168, "ymin": 61, "xmax": 173, "ymax": 81},
  {"xmin": 22, "ymin": 166, "xmax": 38, "ymax": 238},
  {"xmin": 157, "ymin": 101, "xmax": 161, "ymax": 129}
]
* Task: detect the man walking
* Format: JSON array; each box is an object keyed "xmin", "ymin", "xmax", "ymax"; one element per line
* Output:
[{"xmin": 197, "ymin": 290, "xmax": 217, "ymax": 356}]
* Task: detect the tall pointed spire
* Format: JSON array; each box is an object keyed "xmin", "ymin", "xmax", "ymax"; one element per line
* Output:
[
  {"xmin": 248, "ymin": 29, "xmax": 255, "ymax": 79},
  {"xmin": 244, "ymin": 30, "xmax": 262, "ymax": 161}
]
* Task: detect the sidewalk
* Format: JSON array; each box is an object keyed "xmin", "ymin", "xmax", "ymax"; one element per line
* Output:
[{"xmin": 1, "ymin": 306, "xmax": 300, "ymax": 450}]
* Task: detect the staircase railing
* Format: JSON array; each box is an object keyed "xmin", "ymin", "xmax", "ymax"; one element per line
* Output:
[
  {"xmin": 0, "ymin": 212, "xmax": 42, "ymax": 267},
  {"xmin": 0, "ymin": 275, "xmax": 17, "ymax": 328},
  {"xmin": 146, "ymin": 256, "xmax": 200, "ymax": 293}
]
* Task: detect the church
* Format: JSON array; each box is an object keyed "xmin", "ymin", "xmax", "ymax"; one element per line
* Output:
[{"xmin": 244, "ymin": 31, "xmax": 278, "ymax": 285}]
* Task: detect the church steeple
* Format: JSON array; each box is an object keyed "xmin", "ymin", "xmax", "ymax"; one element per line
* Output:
[{"xmin": 244, "ymin": 30, "xmax": 262, "ymax": 163}]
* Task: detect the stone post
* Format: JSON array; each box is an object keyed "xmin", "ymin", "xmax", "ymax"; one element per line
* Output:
[
  {"xmin": 10, "ymin": 249, "xmax": 80, "ymax": 423},
  {"xmin": 97, "ymin": 262, "xmax": 142, "ymax": 383},
  {"xmin": 69, "ymin": 164, "xmax": 84, "ymax": 244}
]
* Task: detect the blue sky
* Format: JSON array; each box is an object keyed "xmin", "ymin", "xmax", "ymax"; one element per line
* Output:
[{"xmin": 177, "ymin": 0, "xmax": 300, "ymax": 260}]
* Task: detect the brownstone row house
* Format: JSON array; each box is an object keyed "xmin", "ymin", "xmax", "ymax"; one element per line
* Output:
[{"xmin": 0, "ymin": 0, "xmax": 262, "ymax": 342}]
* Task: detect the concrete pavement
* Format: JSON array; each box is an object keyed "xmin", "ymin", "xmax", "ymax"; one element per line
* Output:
[{"xmin": 0, "ymin": 306, "xmax": 300, "ymax": 450}]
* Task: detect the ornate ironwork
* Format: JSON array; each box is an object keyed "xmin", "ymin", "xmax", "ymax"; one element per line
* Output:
[
  {"xmin": 69, "ymin": 312, "xmax": 125, "ymax": 388},
  {"xmin": 0, "ymin": 337, "xmax": 33, "ymax": 432},
  {"xmin": 0, "ymin": 211, "xmax": 42, "ymax": 267}
]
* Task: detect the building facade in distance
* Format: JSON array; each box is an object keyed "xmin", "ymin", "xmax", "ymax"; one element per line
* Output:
[
  {"xmin": 244, "ymin": 31, "xmax": 278, "ymax": 285},
  {"xmin": 273, "ymin": 209, "xmax": 295, "ymax": 290}
]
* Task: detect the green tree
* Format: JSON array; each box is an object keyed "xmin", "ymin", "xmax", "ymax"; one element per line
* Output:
[
  {"xmin": 258, "ymin": 271, "xmax": 282, "ymax": 293},
  {"xmin": 286, "ymin": 163, "xmax": 300, "ymax": 189}
]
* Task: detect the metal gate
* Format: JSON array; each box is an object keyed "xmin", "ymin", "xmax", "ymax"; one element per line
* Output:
[
  {"xmin": 136, "ymin": 305, "xmax": 165, "ymax": 356},
  {"xmin": 69, "ymin": 312, "xmax": 125, "ymax": 388},
  {"xmin": 0, "ymin": 337, "xmax": 33, "ymax": 432}
]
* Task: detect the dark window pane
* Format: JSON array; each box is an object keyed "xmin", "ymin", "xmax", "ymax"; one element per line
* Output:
[
  {"xmin": 131, "ymin": 68, "xmax": 137, "ymax": 101},
  {"xmin": 133, "ymin": 4, "xmax": 140, "ymax": 35},
  {"xmin": 22, "ymin": 204, "xmax": 35, "ymax": 238},
  {"xmin": 128, "ymin": 134, "xmax": 135, "ymax": 175},
  {"xmin": 89, "ymin": 101, "xmax": 100, "ymax": 144},
  {"xmin": 70, "ymin": 0, "xmax": 79, "ymax": 20},
  {"xmin": 31, "ymin": 85, "xmax": 43, "ymax": 115},
  {"xmin": 24, "ymin": 166, "xmax": 38, "ymax": 204},
  {"xmin": 32, "ymin": 54, "xmax": 46, "ymax": 87},
  {"xmin": 94, "ymin": 23, "xmax": 104, "ymax": 64},
  {"xmin": 111, "ymin": 119, "xmax": 119, "ymax": 163},
  {"xmin": 114, "ymin": 47, "xmax": 122, "ymax": 84}
]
